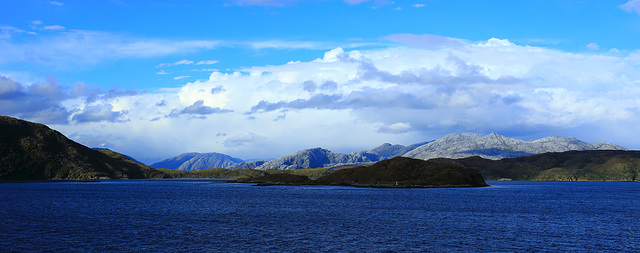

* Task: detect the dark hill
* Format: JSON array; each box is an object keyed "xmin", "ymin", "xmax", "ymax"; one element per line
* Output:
[
  {"xmin": 237, "ymin": 157, "xmax": 488, "ymax": 188},
  {"xmin": 235, "ymin": 173, "xmax": 314, "ymax": 186},
  {"xmin": 316, "ymin": 157, "xmax": 488, "ymax": 187},
  {"xmin": 0, "ymin": 116, "xmax": 166, "ymax": 181},
  {"xmin": 432, "ymin": 150, "xmax": 640, "ymax": 181}
]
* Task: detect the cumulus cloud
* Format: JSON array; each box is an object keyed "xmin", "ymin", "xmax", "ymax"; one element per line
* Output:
[
  {"xmin": 0, "ymin": 74, "xmax": 143, "ymax": 124},
  {"xmin": 0, "ymin": 75, "xmax": 72, "ymax": 124},
  {"xmin": 178, "ymin": 100, "xmax": 233, "ymax": 115},
  {"xmin": 210, "ymin": 86, "xmax": 225, "ymax": 94},
  {"xmin": 12, "ymin": 35, "xmax": 640, "ymax": 163},
  {"xmin": 223, "ymin": 132, "xmax": 262, "ymax": 147},
  {"xmin": 378, "ymin": 122, "xmax": 412, "ymax": 134},
  {"xmin": 72, "ymin": 104, "xmax": 128, "ymax": 123}
]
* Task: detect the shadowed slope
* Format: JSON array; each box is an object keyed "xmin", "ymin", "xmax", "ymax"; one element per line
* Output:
[
  {"xmin": 433, "ymin": 150, "xmax": 640, "ymax": 181},
  {"xmin": 316, "ymin": 157, "xmax": 488, "ymax": 187},
  {"xmin": 0, "ymin": 116, "xmax": 165, "ymax": 180}
]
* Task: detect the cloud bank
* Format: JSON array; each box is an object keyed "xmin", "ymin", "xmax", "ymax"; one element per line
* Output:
[{"xmin": 3, "ymin": 35, "xmax": 640, "ymax": 163}]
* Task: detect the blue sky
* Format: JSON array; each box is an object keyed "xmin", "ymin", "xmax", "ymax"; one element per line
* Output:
[{"xmin": 2, "ymin": 0, "xmax": 640, "ymax": 163}]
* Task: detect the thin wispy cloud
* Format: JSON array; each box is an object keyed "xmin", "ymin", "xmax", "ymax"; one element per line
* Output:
[
  {"xmin": 196, "ymin": 60, "xmax": 218, "ymax": 65},
  {"xmin": 43, "ymin": 25, "xmax": 65, "ymax": 31},
  {"xmin": 0, "ymin": 30, "xmax": 222, "ymax": 68},
  {"xmin": 620, "ymin": 0, "xmax": 640, "ymax": 15},
  {"xmin": 157, "ymin": 60, "xmax": 194, "ymax": 68},
  {"xmin": 226, "ymin": 0, "xmax": 381, "ymax": 6}
]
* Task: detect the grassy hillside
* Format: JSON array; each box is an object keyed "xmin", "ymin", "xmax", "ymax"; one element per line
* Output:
[
  {"xmin": 0, "ymin": 116, "xmax": 165, "ymax": 181},
  {"xmin": 433, "ymin": 150, "xmax": 640, "ymax": 181},
  {"xmin": 157, "ymin": 168, "xmax": 268, "ymax": 179},
  {"xmin": 316, "ymin": 157, "xmax": 487, "ymax": 187},
  {"xmin": 236, "ymin": 157, "xmax": 488, "ymax": 188}
]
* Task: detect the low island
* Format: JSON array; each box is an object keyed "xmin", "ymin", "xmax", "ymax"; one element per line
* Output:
[{"xmin": 234, "ymin": 156, "xmax": 489, "ymax": 188}]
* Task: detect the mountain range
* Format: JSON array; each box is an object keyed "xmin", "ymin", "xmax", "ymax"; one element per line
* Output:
[
  {"xmin": 150, "ymin": 152, "xmax": 244, "ymax": 171},
  {"xmin": 1, "ymin": 115, "xmax": 636, "ymax": 182},
  {"xmin": 153, "ymin": 133, "xmax": 626, "ymax": 171}
]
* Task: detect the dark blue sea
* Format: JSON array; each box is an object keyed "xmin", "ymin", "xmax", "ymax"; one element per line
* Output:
[{"xmin": 1, "ymin": 180, "xmax": 639, "ymax": 252}]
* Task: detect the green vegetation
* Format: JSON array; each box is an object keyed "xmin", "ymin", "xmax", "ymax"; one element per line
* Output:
[
  {"xmin": 235, "ymin": 157, "xmax": 488, "ymax": 188},
  {"xmin": 264, "ymin": 167, "xmax": 335, "ymax": 179},
  {"xmin": 0, "ymin": 116, "xmax": 166, "ymax": 181},
  {"xmin": 434, "ymin": 150, "xmax": 640, "ymax": 181},
  {"xmin": 316, "ymin": 157, "xmax": 487, "ymax": 187},
  {"xmin": 157, "ymin": 168, "xmax": 268, "ymax": 179}
]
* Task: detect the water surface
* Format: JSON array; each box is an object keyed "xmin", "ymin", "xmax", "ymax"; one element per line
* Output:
[{"xmin": 1, "ymin": 180, "xmax": 638, "ymax": 252}]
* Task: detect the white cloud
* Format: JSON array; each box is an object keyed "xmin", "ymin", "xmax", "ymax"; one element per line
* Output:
[
  {"xmin": 586, "ymin": 42, "xmax": 600, "ymax": 50},
  {"xmin": 192, "ymin": 68, "xmax": 219, "ymax": 72},
  {"xmin": 172, "ymin": 59, "xmax": 194, "ymax": 65},
  {"xmin": 196, "ymin": 60, "xmax": 218, "ymax": 65},
  {"xmin": 0, "ymin": 30, "xmax": 221, "ymax": 68},
  {"xmin": 0, "ymin": 29, "xmax": 372, "ymax": 71},
  {"xmin": 226, "ymin": 0, "xmax": 378, "ymax": 6},
  {"xmin": 226, "ymin": 0, "xmax": 299, "ymax": 6},
  {"xmin": 384, "ymin": 33, "xmax": 467, "ymax": 49},
  {"xmin": 173, "ymin": 75, "xmax": 190, "ymax": 80},
  {"xmin": 0, "ymin": 26, "xmax": 25, "ymax": 39},
  {"xmin": 248, "ymin": 40, "xmax": 334, "ymax": 50},
  {"xmin": 343, "ymin": 0, "xmax": 372, "ymax": 4},
  {"xmin": 157, "ymin": 59, "xmax": 194, "ymax": 67},
  {"xmin": 44, "ymin": 25, "xmax": 65, "ymax": 31},
  {"xmin": 72, "ymin": 104, "xmax": 127, "ymax": 123},
  {"xmin": 49, "ymin": 1, "xmax": 64, "ymax": 6},
  {"xmin": 412, "ymin": 4, "xmax": 425, "ymax": 8},
  {"xmin": 620, "ymin": 0, "xmax": 640, "ymax": 15},
  {"xmin": 378, "ymin": 122, "xmax": 412, "ymax": 133},
  {"xmin": 12, "ymin": 35, "xmax": 640, "ymax": 163}
]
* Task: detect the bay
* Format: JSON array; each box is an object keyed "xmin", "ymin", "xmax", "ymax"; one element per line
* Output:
[{"xmin": 1, "ymin": 180, "xmax": 639, "ymax": 252}]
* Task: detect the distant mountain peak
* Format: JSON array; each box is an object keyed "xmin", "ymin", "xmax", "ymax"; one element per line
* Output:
[
  {"xmin": 404, "ymin": 133, "xmax": 626, "ymax": 161},
  {"xmin": 148, "ymin": 132, "xmax": 627, "ymax": 171},
  {"xmin": 151, "ymin": 152, "xmax": 244, "ymax": 171}
]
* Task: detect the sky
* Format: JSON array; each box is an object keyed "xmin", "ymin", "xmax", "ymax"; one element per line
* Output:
[{"xmin": 2, "ymin": 0, "xmax": 640, "ymax": 164}]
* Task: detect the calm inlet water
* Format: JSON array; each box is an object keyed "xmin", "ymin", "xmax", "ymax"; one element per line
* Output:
[{"xmin": 1, "ymin": 180, "xmax": 639, "ymax": 252}]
